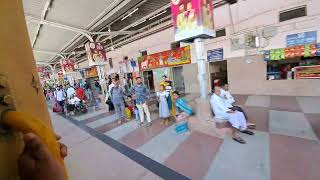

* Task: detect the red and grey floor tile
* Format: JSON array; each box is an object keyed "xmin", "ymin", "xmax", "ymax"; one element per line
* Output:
[{"xmin": 51, "ymin": 94, "xmax": 320, "ymax": 180}]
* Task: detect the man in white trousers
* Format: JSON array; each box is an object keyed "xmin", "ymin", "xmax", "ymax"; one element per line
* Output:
[
  {"xmin": 210, "ymin": 86, "xmax": 254, "ymax": 144},
  {"xmin": 130, "ymin": 77, "xmax": 152, "ymax": 127}
]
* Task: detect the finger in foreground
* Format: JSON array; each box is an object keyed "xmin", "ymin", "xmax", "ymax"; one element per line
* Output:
[
  {"xmin": 54, "ymin": 133, "xmax": 61, "ymax": 141},
  {"xmin": 23, "ymin": 133, "xmax": 51, "ymax": 161},
  {"xmin": 58, "ymin": 142, "xmax": 68, "ymax": 158}
]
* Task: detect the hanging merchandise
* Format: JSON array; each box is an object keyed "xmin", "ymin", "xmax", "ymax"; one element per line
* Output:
[{"xmin": 130, "ymin": 59, "xmax": 137, "ymax": 67}]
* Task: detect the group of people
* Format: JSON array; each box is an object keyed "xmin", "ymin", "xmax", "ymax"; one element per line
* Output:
[
  {"xmin": 106, "ymin": 75, "xmax": 194, "ymax": 128},
  {"xmin": 107, "ymin": 76, "xmax": 152, "ymax": 126},
  {"xmin": 210, "ymin": 84, "xmax": 255, "ymax": 144},
  {"xmin": 49, "ymin": 83, "xmax": 91, "ymax": 115}
]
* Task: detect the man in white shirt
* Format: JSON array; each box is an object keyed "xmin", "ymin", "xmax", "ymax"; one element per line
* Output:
[
  {"xmin": 220, "ymin": 84, "xmax": 235, "ymax": 108},
  {"xmin": 54, "ymin": 86, "xmax": 65, "ymax": 113},
  {"xmin": 66, "ymin": 84, "xmax": 76, "ymax": 99},
  {"xmin": 210, "ymin": 86, "xmax": 254, "ymax": 144},
  {"xmin": 221, "ymin": 84, "xmax": 255, "ymax": 127},
  {"xmin": 108, "ymin": 78, "xmax": 116, "ymax": 94}
]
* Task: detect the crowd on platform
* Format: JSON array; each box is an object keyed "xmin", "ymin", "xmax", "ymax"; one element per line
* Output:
[{"xmin": 45, "ymin": 74, "xmax": 255, "ymax": 144}]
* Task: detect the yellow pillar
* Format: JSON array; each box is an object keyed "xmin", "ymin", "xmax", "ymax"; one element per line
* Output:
[{"xmin": 0, "ymin": 0, "xmax": 53, "ymax": 179}]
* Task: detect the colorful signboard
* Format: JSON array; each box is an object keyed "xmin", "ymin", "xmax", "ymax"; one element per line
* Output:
[
  {"xmin": 171, "ymin": 0, "xmax": 215, "ymax": 42},
  {"xmin": 270, "ymin": 48, "xmax": 285, "ymax": 60},
  {"xmin": 287, "ymin": 31, "xmax": 317, "ymax": 47},
  {"xmin": 207, "ymin": 48, "xmax": 223, "ymax": 61},
  {"xmin": 264, "ymin": 44, "xmax": 319, "ymax": 61},
  {"xmin": 85, "ymin": 42, "xmax": 107, "ymax": 66},
  {"xmin": 139, "ymin": 46, "xmax": 191, "ymax": 70},
  {"xmin": 294, "ymin": 65, "xmax": 320, "ymax": 79},
  {"xmin": 60, "ymin": 59, "xmax": 75, "ymax": 74}
]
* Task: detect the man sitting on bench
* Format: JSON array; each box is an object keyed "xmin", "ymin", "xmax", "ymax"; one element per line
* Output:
[
  {"xmin": 221, "ymin": 84, "xmax": 255, "ymax": 128},
  {"xmin": 210, "ymin": 86, "xmax": 254, "ymax": 144}
]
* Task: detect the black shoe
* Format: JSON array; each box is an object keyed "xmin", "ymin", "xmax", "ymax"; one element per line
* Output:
[
  {"xmin": 233, "ymin": 137, "xmax": 246, "ymax": 144},
  {"xmin": 241, "ymin": 130, "xmax": 254, "ymax": 135}
]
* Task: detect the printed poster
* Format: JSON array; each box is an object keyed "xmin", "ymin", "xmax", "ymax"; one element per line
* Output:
[
  {"xmin": 171, "ymin": 0, "xmax": 215, "ymax": 42},
  {"xmin": 85, "ymin": 42, "xmax": 107, "ymax": 66},
  {"xmin": 60, "ymin": 59, "xmax": 75, "ymax": 74}
]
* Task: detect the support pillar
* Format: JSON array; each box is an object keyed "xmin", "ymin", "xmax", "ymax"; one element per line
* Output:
[
  {"xmin": 195, "ymin": 38, "xmax": 208, "ymax": 99},
  {"xmin": 187, "ymin": 38, "xmax": 222, "ymax": 137}
]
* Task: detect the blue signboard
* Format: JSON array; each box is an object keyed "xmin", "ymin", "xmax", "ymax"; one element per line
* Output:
[
  {"xmin": 207, "ymin": 48, "xmax": 224, "ymax": 61},
  {"xmin": 287, "ymin": 31, "xmax": 317, "ymax": 47}
]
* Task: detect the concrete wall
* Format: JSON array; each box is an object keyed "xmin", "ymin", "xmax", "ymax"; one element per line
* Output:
[{"xmin": 228, "ymin": 55, "xmax": 320, "ymax": 96}]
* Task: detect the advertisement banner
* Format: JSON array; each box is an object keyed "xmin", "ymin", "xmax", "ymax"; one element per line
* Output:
[
  {"xmin": 270, "ymin": 48, "xmax": 285, "ymax": 60},
  {"xmin": 287, "ymin": 31, "xmax": 317, "ymax": 47},
  {"xmin": 85, "ymin": 66, "xmax": 98, "ymax": 78},
  {"xmin": 139, "ymin": 46, "xmax": 191, "ymax": 70},
  {"xmin": 171, "ymin": 0, "xmax": 215, "ymax": 42},
  {"xmin": 265, "ymin": 44, "xmax": 319, "ymax": 60},
  {"xmin": 60, "ymin": 59, "xmax": 75, "ymax": 74},
  {"xmin": 295, "ymin": 65, "xmax": 320, "ymax": 79},
  {"xmin": 85, "ymin": 42, "xmax": 107, "ymax": 66},
  {"xmin": 207, "ymin": 48, "xmax": 223, "ymax": 61}
]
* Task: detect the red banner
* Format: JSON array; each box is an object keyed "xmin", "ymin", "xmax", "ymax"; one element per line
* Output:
[
  {"xmin": 139, "ymin": 46, "xmax": 191, "ymax": 70},
  {"xmin": 85, "ymin": 42, "xmax": 107, "ymax": 66},
  {"xmin": 60, "ymin": 59, "xmax": 75, "ymax": 74},
  {"xmin": 295, "ymin": 65, "xmax": 320, "ymax": 79}
]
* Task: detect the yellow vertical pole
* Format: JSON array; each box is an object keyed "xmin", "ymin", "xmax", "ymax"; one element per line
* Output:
[{"xmin": 0, "ymin": 0, "xmax": 65, "ymax": 179}]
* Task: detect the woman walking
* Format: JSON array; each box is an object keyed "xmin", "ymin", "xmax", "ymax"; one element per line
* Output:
[{"xmin": 157, "ymin": 85, "xmax": 171, "ymax": 125}]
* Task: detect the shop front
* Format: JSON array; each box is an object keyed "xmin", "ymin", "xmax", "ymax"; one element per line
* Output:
[
  {"xmin": 265, "ymin": 44, "xmax": 320, "ymax": 80},
  {"xmin": 227, "ymin": 30, "xmax": 320, "ymax": 96},
  {"xmin": 227, "ymin": 54, "xmax": 320, "ymax": 96},
  {"xmin": 138, "ymin": 46, "xmax": 192, "ymax": 93}
]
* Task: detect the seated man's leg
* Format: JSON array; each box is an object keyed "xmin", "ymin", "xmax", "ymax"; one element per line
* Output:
[
  {"xmin": 234, "ymin": 111, "xmax": 247, "ymax": 130},
  {"xmin": 227, "ymin": 113, "xmax": 247, "ymax": 144},
  {"xmin": 233, "ymin": 106, "xmax": 248, "ymax": 120},
  {"xmin": 233, "ymin": 106, "xmax": 255, "ymax": 128},
  {"xmin": 235, "ymin": 111, "xmax": 254, "ymax": 135}
]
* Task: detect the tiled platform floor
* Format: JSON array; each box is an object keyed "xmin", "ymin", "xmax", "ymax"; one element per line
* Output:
[{"xmin": 51, "ymin": 95, "xmax": 320, "ymax": 180}]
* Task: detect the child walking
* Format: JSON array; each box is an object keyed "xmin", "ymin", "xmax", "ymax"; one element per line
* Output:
[{"xmin": 157, "ymin": 85, "xmax": 171, "ymax": 125}]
